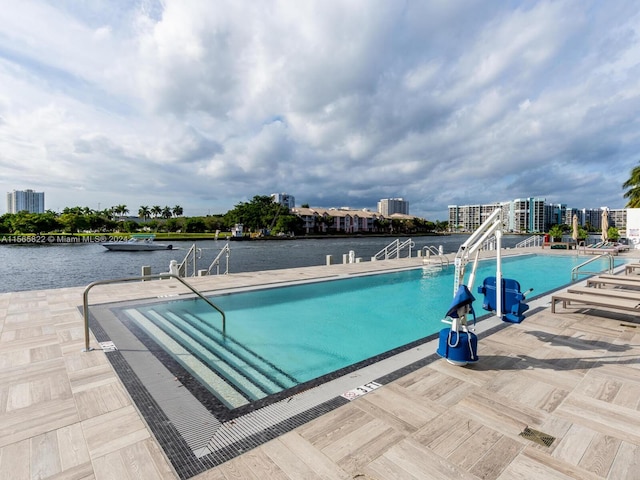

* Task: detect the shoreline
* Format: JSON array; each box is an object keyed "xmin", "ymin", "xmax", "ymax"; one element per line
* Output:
[{"xmin": 0, "ymin": 231, "xmax": 452, "ymax": 245}]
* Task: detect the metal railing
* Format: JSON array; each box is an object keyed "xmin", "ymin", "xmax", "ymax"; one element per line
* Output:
[
  {"xmin": 422, "ymin": 246, "xmax": 450, "ymax": 269},
  {"xmin": 515, "ymin": 235, "xmax": 543, "ymax": 248},
  {"xmin": 207, "ymin": 242, "xmax": 230, "ymax": 275},
  {"xmin": 82, "ymin": 273, "xmax": 226, "ymax": 352},
  {"xmin": 177, "ymin": 243, "xmax": 201, "ymax": 277},
  {"xmin": 571, "ymin": 253, "xmax": 615, "ymax": 281},
  {"xmin": 481, "ymin": 238, "xmax": 497, "ymax": 251},
  {"xmin": 374, "ymin": 238, "xmax": 415, "ymax": 260}
]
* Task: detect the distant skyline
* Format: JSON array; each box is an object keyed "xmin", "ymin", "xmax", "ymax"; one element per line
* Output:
[{"xmin": 1, "ymin": 1, "xmax": 639, "ymax": 220}]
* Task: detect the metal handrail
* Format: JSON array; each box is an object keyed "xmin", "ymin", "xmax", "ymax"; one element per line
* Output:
[
  {"xmin": 207, "ymin": 242, "xmax": 230, "ymax": 275},
  {"xmin": 481, "ymin": 238, "xmax": 497, "ymax": 251},
  {"xmin": 571, "ymin": 253, "xmax": 615, "ymax": 281},
  {"xmin": 422, "ymin": 246, "xmax": 450, "ymax": 268},
  {"xmin": 374, "ymin": 238, "xmax": 414, "ymax": 260},
  {"xmin": 177, "ymin": 243, "xmax": 201, "ymax": 277},
  {"xmin": 82, "ymin": 273, "xmax": 226, "ymax": 352},
  {"xmin": 515, "ymin": 235, "xmax": 543, "ymax": 248}
]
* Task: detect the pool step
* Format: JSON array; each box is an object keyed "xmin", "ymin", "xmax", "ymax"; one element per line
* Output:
[
  {"xmin": 179, "ymin": 311, "xmax": 297, "ymax": 390},
  {"xmin": 161, "ymin": 310, "xmax": 296, "ymax": 393},
  {"xmin": 122, "ymin": 307, "xmax": 296, "ymax": 409}
]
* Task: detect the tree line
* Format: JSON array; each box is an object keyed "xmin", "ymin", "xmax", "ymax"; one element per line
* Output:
[
  {"xmin": 0, "ymin": 195, "xmax": 447, "ymax": 236},
  {"xmin": 0, "ymin": 204, "xmax": 187, "ymax": 235}
]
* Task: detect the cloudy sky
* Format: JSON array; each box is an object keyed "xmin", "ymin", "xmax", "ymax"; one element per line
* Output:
[{"xmin": 1, "ymin": 0, "xmax": 639, "ymax": 220}]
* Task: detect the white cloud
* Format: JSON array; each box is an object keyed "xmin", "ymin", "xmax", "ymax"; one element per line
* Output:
[{"xmin": 1, "ymin": 0, "xmax": 639, "ymax": 218}]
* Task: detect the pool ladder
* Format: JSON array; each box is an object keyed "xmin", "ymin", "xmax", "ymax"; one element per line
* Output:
[
  {"xmin": 571, "ymin": 252, "xmax": 615, "ymax": 281},
  {"xmin": 422, "ymin": 246, "xmax": 450, "ymax": 269},
  {"xmin": 374, "ymin": 238, "xmax": 415, "ymax": 260},
  {"xmin": 176, "ymin": 242, "xmax": 230, "ymax": 277},
  {"xmin": 81, "ymin": 273, "xmax": 226, "ymax": 352}
]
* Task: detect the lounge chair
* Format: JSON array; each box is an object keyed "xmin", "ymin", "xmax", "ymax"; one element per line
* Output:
[
  {"xmin": 567, "ymin": 286, "xmax": 640, "ymax": 301},
  {"xmin": 597, "ymin": 274, "xmax": 640, "ymax": 282},
  {"xmin": 586, "ymin": 277, "xmax": 640, "ymax": 289},
  {"xmin": 624, "ymin": 263, "xmax": 640, "ymax": 275},
  {"xmin": 614, "ymin": 242, "xmax": 630, "ymax": 252},
  {"xmin": 582, "ymin": 246, "xmax": 619, "ymax": 256},
  {"xmin": 551, "ymin": 291, "xmax": 640, "ymax": 314}
]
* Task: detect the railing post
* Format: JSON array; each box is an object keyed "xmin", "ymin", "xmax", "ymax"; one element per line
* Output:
[{"xmin": 82, "ymin": 288, "xmax": 94, "ymax": 352}]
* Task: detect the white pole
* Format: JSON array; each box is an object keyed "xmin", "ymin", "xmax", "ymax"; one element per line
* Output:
[
  {"xmin": 467, "ymin": 250, "xmax": 481, "ymax": 291},
  {"xmin": 495, "ymin": 230, "xmax": 503, "ymax": 318}
]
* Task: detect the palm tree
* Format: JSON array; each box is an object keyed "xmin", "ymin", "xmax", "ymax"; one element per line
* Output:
[
  {"xmin": 172, "ymin": 205, "xmax": 183, "ymax": 217},
  {"xmin": 623, "ymin": 164, "xmax": 640, "ymax": 207},
  {"xmin": 101, "ymin": 208, "xmax": 115, "ymax": 220},
  {"xmin": 162, "ymin": 206, "xmax": 172, "ymax": 219},
  {"xmin": 151, "ymin": 205, "xmax": 162, "ymax": 218},
  {"xmin": 110, "ymin": 205, "xmax": 129, "ymax": 222},
  {"xmin": 138, "ymin": 206, "xmax": 151, "ymax": 221}
]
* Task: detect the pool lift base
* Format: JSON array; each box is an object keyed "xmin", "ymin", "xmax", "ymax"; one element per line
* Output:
[{"xmin": 437, "ymin": 284, "xmax": 478, "ymax": 366}]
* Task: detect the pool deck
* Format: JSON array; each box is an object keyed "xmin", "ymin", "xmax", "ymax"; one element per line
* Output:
[{"xmin": 1, "ymin": 247, "xmax": 640, "ymax": 479}]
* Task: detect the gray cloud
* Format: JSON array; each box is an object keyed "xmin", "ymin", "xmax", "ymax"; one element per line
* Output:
[{"xmin": 0, "ymin": 0, "xmax": 639, "ymax": 219}]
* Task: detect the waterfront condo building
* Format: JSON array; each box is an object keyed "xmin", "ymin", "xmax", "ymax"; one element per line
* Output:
[
  {"xmin": 291, "ymin": 207, "xmax": 385, "ymax": 234},
  {"xmin": 608, "ymin": 208, "xmax": 627, "ymax": 230},
  {"xmin": 271, "ymin": 192, "xmax": 295, "ymax": 209},
  {"xmin": 448, "ymin": 203, "xmax": 503, "ymax": 232},
  {"xmin": 449, "ymin": 199, "xmax": 627, "ymax": 233},
  {"xmin": 6, "ymin": 189, "xmax": 45, "ymax": 214},
  {"xmin": 378, "ymin": 198, "xmax": 409, "ymax": 216},
  {"xmin": 450, "ymin": 198, "xmax": 555, "ymax": 233}
]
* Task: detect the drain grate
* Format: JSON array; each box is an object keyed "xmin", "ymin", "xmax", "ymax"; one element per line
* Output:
[
  {"xmin": 519, "ymin": 426, "xmax": 555, "ymax": 447},
  {"xmin": 99, "ymin": 341, "xmax": 117, "ymax": 352}
]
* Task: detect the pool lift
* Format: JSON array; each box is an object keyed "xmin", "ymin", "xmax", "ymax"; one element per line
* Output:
[{"xmin": 437, "ymin": 208, "xmax": 531, "ymax": 365}]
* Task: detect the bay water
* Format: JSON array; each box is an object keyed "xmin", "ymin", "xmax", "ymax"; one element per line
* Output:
[{"xmin": 1, "ymin": 235, "xmax": 524, "ymax": 293}]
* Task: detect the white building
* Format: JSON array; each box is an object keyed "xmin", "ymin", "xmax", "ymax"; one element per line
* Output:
[
  {"xmin": 449, "ymin": 199, "xmax": 628, "ymax": 233},
  {"xmin": 378, "ymin": 198, "xmax": 409, "ymax": 216},
  {"xmin": 448, "ymin": 203, "xmax": 504, "ymax": 232},
  {"xmin": 271, "ymin": 193, "xmax": 295, "ymax": 209},
  {"xmin": 7, "ymin": 189, "xmax": 45, "ymax": 214}
]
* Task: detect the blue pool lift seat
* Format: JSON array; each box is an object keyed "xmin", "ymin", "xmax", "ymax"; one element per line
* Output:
[
  {"xmin": 445, "ymin": 284, "xmax": 477, "ymax": 323},
  {"xmin": 437, "ymin": 285, "xmax": 478, "ymax": 365},
  {"xmin": 477, "ymin": 276, "xmax": 532, "ymax": 323}
]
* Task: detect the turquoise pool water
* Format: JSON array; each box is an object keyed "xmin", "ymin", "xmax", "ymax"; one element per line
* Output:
[{"xmin": 122, "ymin": 254, "xmax": 622, "ymax": 408}]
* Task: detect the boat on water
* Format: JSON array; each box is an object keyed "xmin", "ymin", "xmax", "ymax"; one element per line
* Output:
[{"xmin": 101, "ymin": 234, "xmax": 173, "ymax": 251}]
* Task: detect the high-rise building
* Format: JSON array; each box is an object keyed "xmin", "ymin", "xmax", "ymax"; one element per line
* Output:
[
  {"xmin": 609, "ymin": 208, "xmax": 627, "ymax": 229},
  {"xmin": 271, "ymin": 193, "xmax": 295, "ymax": 209},
  {"xmin": 544, "ymin": 203, "xmax": 567, "ymax": 230},
  {"xmin": 450, "ymin": 198, "xmax": 545, "ymax": 233},
  {"xmin": 7, "ymin": 189, "xmax": 45, "ymax": 213},
  {"xmin": 510, "ymin": 198, "xmax": 545, "ymax": 233},
  {"xmin": 449, "ymin": 203, "xmax": 503, "ymax": 232},
  {"xmin": 448, "ymin": 199, "xmax": 631, "ymax": 233},
  {"xmin": 378, "ymin": 198, "xmax": 409, "ymax": 216}
]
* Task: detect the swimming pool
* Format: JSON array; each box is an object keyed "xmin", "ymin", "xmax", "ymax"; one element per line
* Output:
[{"xmin": 117, "ymin": 253, "xmax": 622, "ymax": 412}]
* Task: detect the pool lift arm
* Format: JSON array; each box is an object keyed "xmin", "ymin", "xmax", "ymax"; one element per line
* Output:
[{"xmin": 453, "ymin": 207, "xmax": 504, "ymax": 319}]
